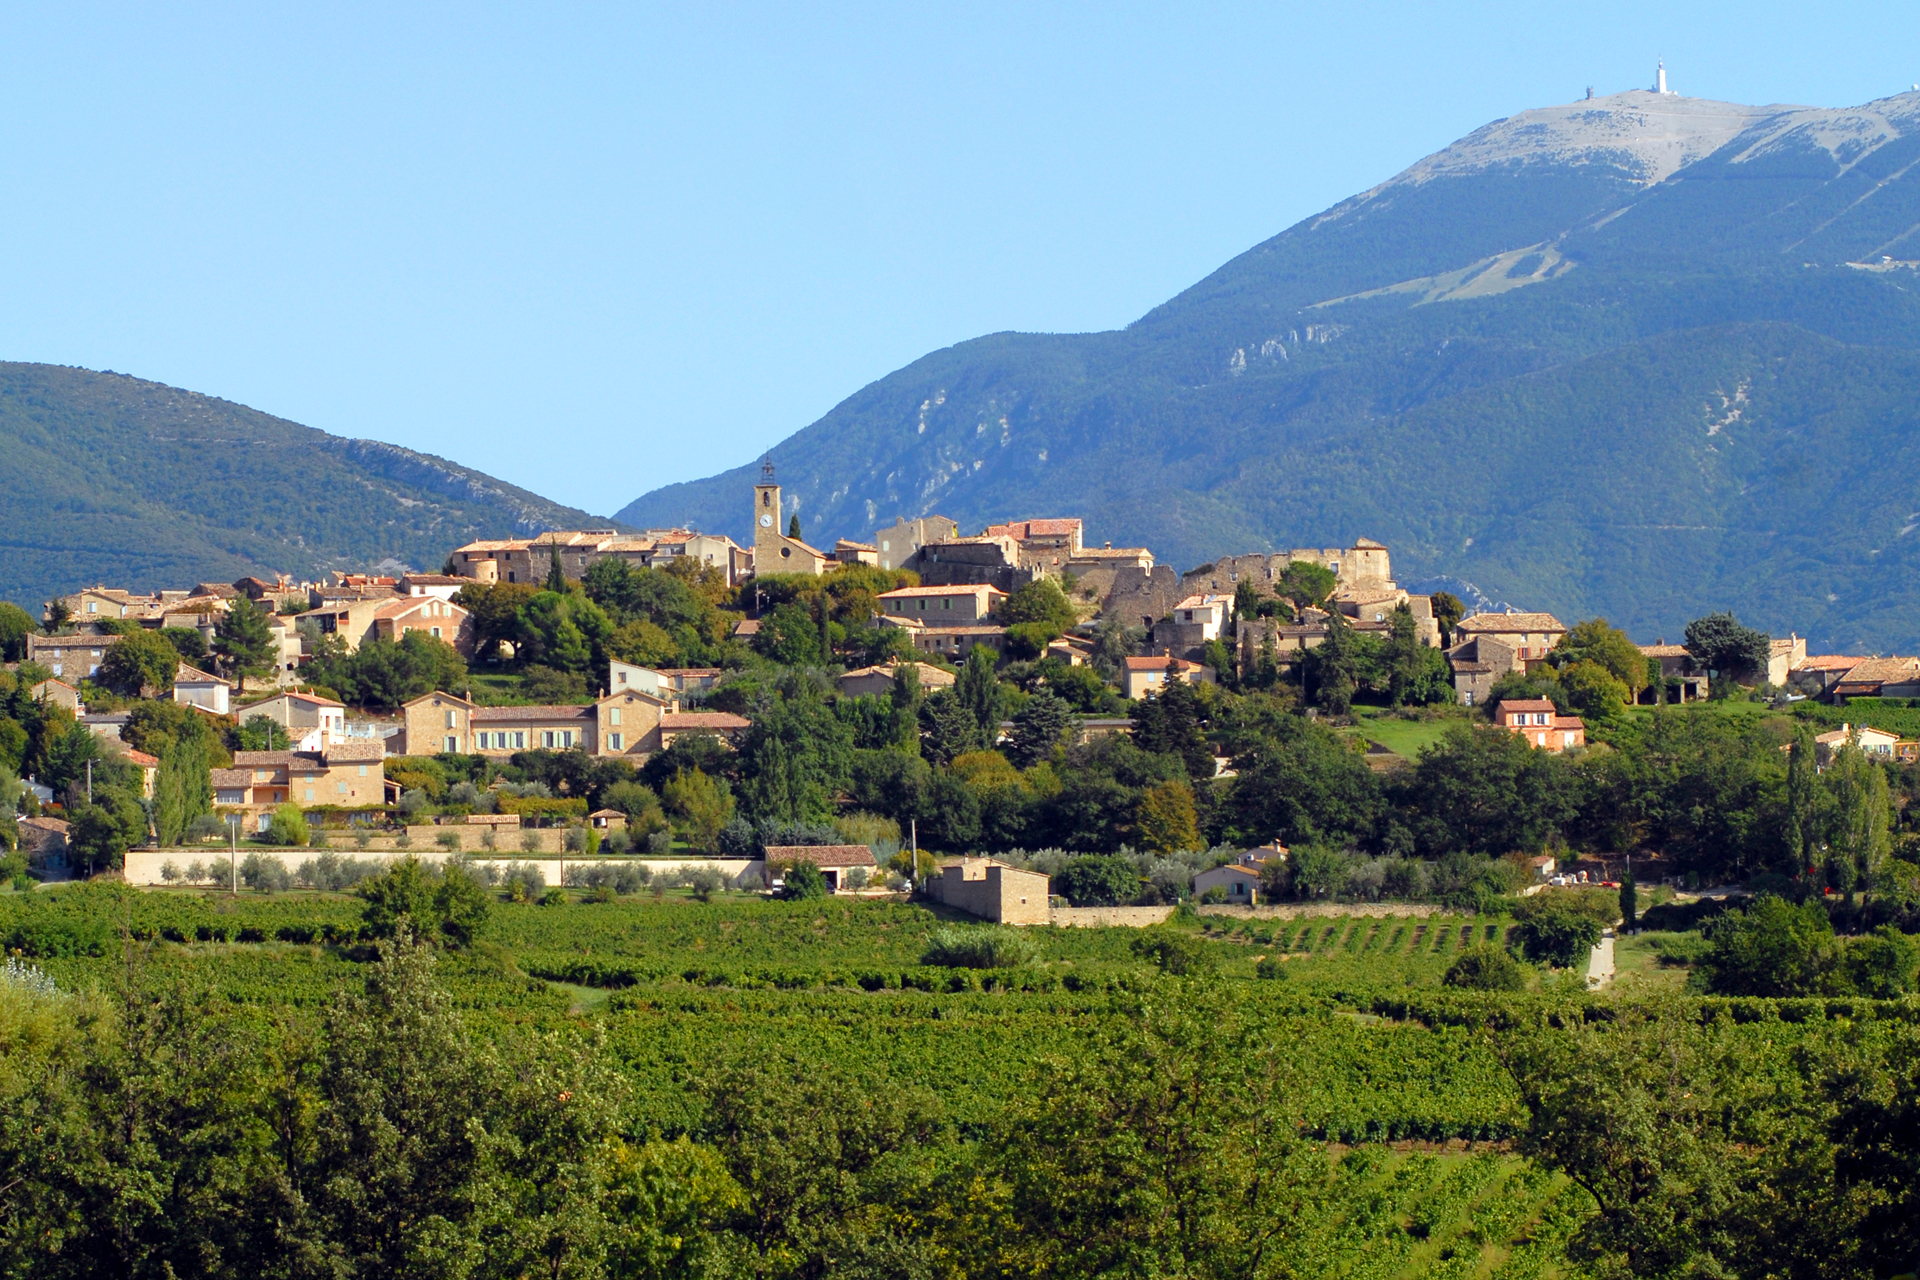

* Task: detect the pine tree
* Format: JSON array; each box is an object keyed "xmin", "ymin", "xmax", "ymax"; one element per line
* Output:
[
  {"xmin": 788, "ymin": 514, "xmax": 802, "ymax": 540},
  {"xmin": 546, "ymin": 543, "xmax": 567, "ymax": 592},
  {"xmin": 211, "ymin": 596, "xmax": 275, "ymax": 692},
  {"xmin": 1006, "ymin": 691, "xmax": 1076, "ymax": 768},
  {"xmin": 955, "ymin": 644, "xmax": 1002, "ymax": 745}
]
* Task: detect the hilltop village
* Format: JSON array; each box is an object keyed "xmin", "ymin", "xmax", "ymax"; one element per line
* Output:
[{"xmin": 1, "ymin": 465, "xmax": 1915, "ymax": 915}]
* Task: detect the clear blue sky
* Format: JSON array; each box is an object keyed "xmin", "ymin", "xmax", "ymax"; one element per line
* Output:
[{"xmin": 5, "ymin": 2, "xmax": 1919, "ymax": 518}]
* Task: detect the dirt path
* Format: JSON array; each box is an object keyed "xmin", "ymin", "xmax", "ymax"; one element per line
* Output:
[{"xmin": 1586, "ymin": 930, "xmax": 1616, "ymax": 989}]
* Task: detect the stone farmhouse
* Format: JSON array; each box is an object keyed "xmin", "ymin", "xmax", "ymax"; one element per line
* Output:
[
  {"xmin": 396, "ymin": 689, "xmax": 750, "ymax": 761},
  {"xmin": 923, "ymin": 857, "xmax": 1051, "ymax": 923},
  {"xmin": 213, "ymin": 739, "xmax": 389, "ymax": 827}
]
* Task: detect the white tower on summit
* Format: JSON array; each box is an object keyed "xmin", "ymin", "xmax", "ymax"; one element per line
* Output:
[{"xmin": 1655, "ymin": 60, "xmax": 1674, "ymax": 95}]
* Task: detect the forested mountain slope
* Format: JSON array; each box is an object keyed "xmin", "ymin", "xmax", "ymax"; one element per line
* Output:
[
  {"xmin": 0, "ymin": 363, "xmax": 612, "ymax": 609},
  {"xmin": 618, "ymin": 88, "xmax": 1920, "ymax": 650}
]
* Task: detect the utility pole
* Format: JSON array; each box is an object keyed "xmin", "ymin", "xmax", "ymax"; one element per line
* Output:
[
  {"xmin": 230, "ymin": 817, "xmax": 239, "ymax": 894},
  {"xmin": 909, "ymin": 818, "xmax": 918, "ymax": 892},
  {"xmin": 86, "ymin": 760, "xmax": 92, "ymax": 804}
]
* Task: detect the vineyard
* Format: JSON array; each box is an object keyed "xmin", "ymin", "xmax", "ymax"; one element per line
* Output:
[{"xmin": 9, "ymin": 882, "xmax": 1919, "ymax": 1274}]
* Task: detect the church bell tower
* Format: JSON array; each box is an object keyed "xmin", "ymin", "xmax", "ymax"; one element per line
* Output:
[{"xmin": 752, "ymin": 456, "xmax": 783, "ymax": 574}]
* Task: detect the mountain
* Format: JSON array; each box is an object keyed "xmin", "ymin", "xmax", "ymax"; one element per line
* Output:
[
  {"xmin": 0, "ymin": 362, "xmax": 614, "ymax": 610},
  {"xmin": 617, "ymin": 87, "xmax": 1920, "ymax": 651}
]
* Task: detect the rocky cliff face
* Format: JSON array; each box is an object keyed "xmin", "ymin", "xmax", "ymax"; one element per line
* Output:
[{"xmin": 617, "ymin": 87, "xmax": 1920, "ymax": 651}]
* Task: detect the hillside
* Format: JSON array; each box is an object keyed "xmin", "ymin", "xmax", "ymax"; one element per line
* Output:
[
  {"xmin": 617, "ymin": 87, "xmax": 1920, "ymax": 651},
  {"xmin": 0, "ymin": 363, "xmax": 613, "ymax": 609}
]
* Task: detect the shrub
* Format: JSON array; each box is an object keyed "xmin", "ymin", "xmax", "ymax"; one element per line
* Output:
[
  {"xmin": 1646, "ymin": 932, "xmax": 1711, "ymax": 967},
  {"xmin": 1444, "ymin": 943, "xmax": 1528, "ymax": 991},
  {"xmin": 185, "ymin": 860, "xmax": 207, "ymax": 884},
  {"xmin": 539, "ymin": 888, "xmax": 567, "ymax": 907},
  {"xmin": 1056, "ymin": 855, "xmax": 1140, "ymax": 907},
  {"xmin": 777, "ymin": 862, "xmax": 828, "ymax": 901},
  {"xmin": 239, "ymin": 852, "xmax": 293, "ymax": 894},
  {"xmin": 564, "ymin": 826, "xmax": 587, "ymax": 854},
  {"xmin": 266, "ymin": 804, "xmax": 309, "ymax": 848},
  {"xmin": 434, "ymin": 831, "xmax": 461, "ymax": 852},
  {"xmin": 502, "ymin": 862, "xmax": 547, "ymax": 903},
  {"xmin": 922, "ymin": 925, "xmax": 1039, "ymax": 969},
  {"xmin": 1129, "ymin": 929, "xmax": 1215, "ymax": 976},
  {"xmin": 160, "ymin": 860, "xmax": 180, "ymax": 884},
  {"xmin": 1255, "ymin": 955, "xmax": 1289, "ymax": 980},
  {"xmin": 1512, "ymin": 910, "xmax": 1603, "ymax": 969},
  {"xmin": 688, "ymin": 868, "xmax": 727, "ymax": 902}
]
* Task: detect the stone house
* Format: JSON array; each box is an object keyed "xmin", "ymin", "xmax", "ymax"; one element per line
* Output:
[
  {"xmin": 876, "ymin": 584, "xmax": 1007, "ymax": 624},
  {"xmin": 27, "ymin": 633, "xmax": 111, "ymax": 682},
  {"xmin": 237, "ymin": 691, "xmax": 347, "ymax": 752},
  {"xmin": 1064, "ymin": 544, "xmax": 1154, "ymax": 577},
  {"xmin": 1813, "ymin": 723, "xmax": 1901, "ymax": 768},
  {"xmin": 368, "ymin": 596, "xmax": 475, "ymax": 656},
  {"xmin": 1192, "ymin": 846, "xmax": 1286, "ymax": 906},
  {"xmin": 1452, "ymin": 611, "xmax": 1567, "ymax": 665},
  {"xmin": 56, "ymin": 587, "xmax": 168, "ymax": 623},
  {"xmin": 903, "ymin": 534, "xmax": 1036, "ymax": 593},
  {"xmin": 924, "ymin": 857, "xmax": 1051, "ymax": 924},
  {"xmin": 1788, "ymin": 655, "xmax": 1868, "ymax": 698},
  {"xmin": 173, "ymin": 664, "xmax": 233, "ymax": 715},
  {"xmin": 397, "ymin": 573, "xmax": 469, "ymax": 601},
  {"xmin": 226, "ymin": 740, "xmax": 388, "ymax": 820},
  {"xmin": 1637, "ymin": 645, "xmax": 1710, "ymax": 703},
  {"xmin": 398, "ymin": 688, "xmax": 740, "ymax": 759},
  {"xmin": 837, "ymin": 662, "xmax": 957, "ymax": 699},
  {"xmin": 1831, "ymin": 656, "xmax": 1920, "ymax": 700},
  {"xmin": 1123, "ymin": 653, "xmax": 1214, "ymax": 701},
  {"xmin": 751, "ymin": 471, "xmax": 832, "ymax": 577},
  {"xmin": 1767, "ymin": 635, "xmax": 1808, "ymax": 687},
  {"xmin": 1332, "ymin": 587, "xmax": 1441, "ymax": 647},
  {"xmin": 870, "ymin": 515, "xmax": 960, "ymax": 572},
  {"xmin": 17, "ymin": 817, "xmax": 69, "ymax": 871},
  {"xmin": 832, "ymin": 540, "xmax": 879, "ymax": 566},
  {"xmin": 980, "ymin": 518, "xmax": 1083, "ymax": 571},
  {"xmin": 1490, "ymin": 698, "xmax": 1586, "ymax": 751},
  {"xmin": 656, "ymin": 711, "xmax": 752, "ymax": 750},
  {"xmin": 1160, "ymin": 594, "xmax": 1233, "ymax": 654},
  {"xmin": 763, "ymin": 844, "xmax": 877, "ymax": 892},
  {"xmin": 609, "ymin": 661, "xmax": 726, "ymax": 700},
  {"xmin": 31, "ymin": 679, "xmax": 82, "ymax": 714},
  {"xmin": 897, "ymin": 623, "xmax": 1007, "ymax": 660}
]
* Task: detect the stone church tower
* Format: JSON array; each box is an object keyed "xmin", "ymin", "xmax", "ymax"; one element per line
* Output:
[{"xmin": 750, "ymin": 457, "xmax": 828, "ymax": 578}]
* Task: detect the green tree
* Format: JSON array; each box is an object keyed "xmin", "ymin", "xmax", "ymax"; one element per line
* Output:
[
  {"xmin": 358, "ymin": 856, "xmax": 491, "ymax": 948},
  {"xmin": 1002, "ymin": 578, "xmax": 1077, "ymax": 630},
  {"xmin": 1620, "ymin": 870, "xmax": 1638, "ymax": 931},
  {"xmin": 1558, "ymin": 658, "xmax": 1632, "ymax": 721},
  {"xmin": 954, "ymin": 644, "xmax": 1004, "ymax": 746},
  {"xmin": 1134, "ymin": 778, "xmax": 1201, "ymax": 853},
  {"xmin": 777, "ymin": 859, "xmax": 828, "ymax": 899},
  {"xmin": 787, "ymin": 513, "xmax": 802, "ymax": 540},
  {"xmin": 1302, "ymin": 609, "xmax": 1363, "ymax": 715},
  {"xmin": 1132, "ymin": 670, "xmax": 1214, "ymax": 780},
  {"xmin": 1826, "ymin": 732, "xmax": 1893, "ymax": 894},
  {"xmin": 1444, "ymin": 942, "xmax": 1528, "ymax": 990},
  {"xmin": 0, "ymin": 602, "xmax": 34, "ymax": 661},
  {"xmin": 1684, "ymin": 611, "xmax": 1771, "ymax": 691},
  {"xmin": 1276, "ymin": 560, "xmax": 1338, "ymax": 612},
  {"xmin": 1552, "ymin": 617, "xmax": 1650, "ymax": 702},
  {"xmin": 919, "ymin": 689, "xmax": 982, "ymax": 766},
  {"xmin": 663, "ymin": 768, "xmax": 734, "ymax": 853},
  {"xmin": 96, "ymin": 629, "xmax": 184, "ymax": 697},
  {"xmin": 753, "ymin": 601, "xmax": 825, "ymax": 667},
  {"xmin": 738, "ymin": 685, "xmax": 853, "ymax": 822},
  {"xmin": 1512, "ymin": 909, "xmax": 1603, "ymax": 968},
  {"xmin": 1697, "ymin": 894, "xmax": 1845, "ymax": 996},
  {"xmin": 238, "ymin": 715, "xmax": 291, "ymax": 751},
  {"xmin": 989, "ymin": 989, "xmax": 1327, "ymax": 1279},
  {"xmin": 1056, "ymin": 855, "xmax": 1139, "ymax": 906},
  {"xmin": 1005, "ymin": 691, "xmax": 1076, "ymax": 768},
  {"xmin": 152, "ymin": 736, "xmax": 212, "ymax": 847},
  {"xmin": 1429, "ymin": 591, "xmax": 1464, "ymax": 646},
  {"xmin": 546, "ymin": 542, "xmax": 568, "ymax": 592},
  {"xmin": 307, "ymin": 930, "xmax": 498, "ymax": 1276},
  {"xmin": 159, "ymin": 626, "xmax": 209, "ymax": 664},
  {"xmin": 69, "ymin": 796, "xmax": 144, "ymax": 873},
  {"xmin": 266, "ymin": 803, "xmax": 310, "ymax": 847},
  {"xmin": 212, "ymin": 596, "xmax": 276, "ymax": 691}
]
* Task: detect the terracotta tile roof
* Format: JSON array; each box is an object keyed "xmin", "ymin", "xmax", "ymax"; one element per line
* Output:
[
  {"xmin": 764, "ymin": 844, "xmax": 877, "ymax": 867},
  {"xmin": 19, "ymin": 816, "xmax": 69, "ymax": 835},
  {"xmin": 210, "ymin": 768, "xmax": 251, "ymax": 789},
  {"xmin": 1352, "ymin": 537, "xmax": 1389, "ymax": 550},
  {"xmin": 1334, "ymin": 587, "xmax": 1404, "ymax": 605},
  {"xmin": 1553, "ymin": 716, "xmax": 1586, "ymax": 730},
  {"xmin": 658, "ymin": 667, "xmax": 723, "ymax": 677},
  {"xmin": 322, "ymin": 741, "xmax": 386, "ymax": 762},
  {"xmin": 834, "ymin": 539, "xmax": 877, "ymax": 552},
  {"xmin": 1815, "ymin": 724, "xmax": 1900, "ymax": 745},
  {"xmin": 1124, "ymin": 655, "xmax": 1204, "ymax": 672},
  {"xmin": 400, "ymin": 574, "xmax": 467, "ymax": 585},
  {"xmin": 733, "ymin": 618, "xmax": 761, "ymax": 636},
  {"xmin": 453, "ymin": 538, "xmax": 530, "ymax": 553},
  {"xmin": 32, "ymin": 678, "xmax": 77, "ymax": 693},
  {"xmin": 913, "ymin": 625, "xmax": 1009, "ymax": 636},
  {"xmin": 175, "ymin": 663, "xmax": 230, "ymax": 685},
  {"xmin": 470, "ymin": 704, "xmax": 594, "ymax": 722},
  {"xmin": 1448, "ymin": 660, "xmax": 1494, "ymax": 674},
  {"xmin": 1494, "ymin": 698, "xmax": 1559, "ymax": 712},
  {"xmin": 982, "ymin": 518, "xmax": 1082, "ymax": 539},
  {"xmin": 1069, "ymin": 546, "xmax": 1151, "ymax": 558},
  {"xmin": 120, "ymin": 748, "xmax": 160, "ymax": 767},
  {"xmin": 1172, "ymin": 594, "xmax": 1233, "ymax": 610},
  {"xmin": 1638, "ymin": 644, "xmax": 1691, "ymax": 657},
  {"xmin": 233, "ymin": 751, "xmax": 299, "ymax": 767},
  {"xmin": 661, "ymin": 711, "xmax": 751, "ymax": 730},
  {"xmin": 1457, "ymin": 611, "xmax": 1566, "ymax": 633},
  {"xmin": 1796, "ymin": 654, "xmax": 1867, "ymax": 671},
  {"xmin": 1832, "ymin": 656, "xmax": 1920, "ymax": 685}
]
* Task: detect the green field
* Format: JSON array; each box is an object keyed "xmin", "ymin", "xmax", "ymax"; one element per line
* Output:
[{"xmin": 1343, "ymin": 707, "xmax": 1466, "ymax": 759}]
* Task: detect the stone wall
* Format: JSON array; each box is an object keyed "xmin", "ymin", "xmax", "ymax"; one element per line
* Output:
[
  {"xmin": 1196, "ymin": 902, "xmax": 1445, "ymax": 921},
  {"xmin": 926, "ymin": 861, "xmax": 1051, "ymax": 925},
  {"xmin": 1101, "ymin": 566, "xmax": 1183, "ymax": 626},
  {"xmin": 1049, "ymin": 905, "xmax": 1175, "ymax": 927}
]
